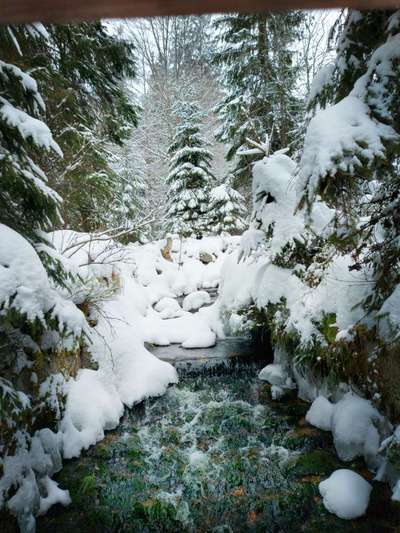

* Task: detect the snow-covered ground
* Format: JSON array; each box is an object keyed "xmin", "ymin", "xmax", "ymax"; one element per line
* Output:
[{"xmin": 53, "ymin": 232, "xmax": 240, "ymax": 460}]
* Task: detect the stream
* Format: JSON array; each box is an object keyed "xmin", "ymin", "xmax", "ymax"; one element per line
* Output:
[
  {"xmin": 2, "ymin": 339, "xmax": 399, "ymax": 531},
  {"xmin": 30, "ymin": 339, "xmax": 399, "ymax": 532}
]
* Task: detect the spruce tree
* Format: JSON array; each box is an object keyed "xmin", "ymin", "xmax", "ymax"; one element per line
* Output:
[
  {"xmin": 210, "ymin": 174, "xmax": 247, "ymax": 234},
  {"xmin": 19, "ymin": 22, "xmax": 138, "ymax": 231},
  {"xmin": 166, "ymin": 101, "xmax": 214, "ymax": 238},
  {"xmin": 110, "ymin": 139, "xmax": 148, "ymax": 242},
  {"xmin": 213, "ymin": 12, "xmax": 304, "ymax": 188},
  {"xmin": 0, "ymin": 25, "xmax": 62, "ymax": 244},
  {"xmin": 297, "ymin": 9, "xmax": 400, "ymax": 329},
  {"xmin": 0, "ymin": 25, "xmax": 85, "ymax": 460}
]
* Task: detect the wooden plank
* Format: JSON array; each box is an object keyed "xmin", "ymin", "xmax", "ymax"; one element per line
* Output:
[{"xmin": 0, "ymin": 0, "xmax": 399, "ymax": 24}]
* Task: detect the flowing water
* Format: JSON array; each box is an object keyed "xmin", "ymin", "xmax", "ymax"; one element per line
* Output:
[{"xmin": 3, "ymin": 340, "xmax": 400, "ymax": 532}]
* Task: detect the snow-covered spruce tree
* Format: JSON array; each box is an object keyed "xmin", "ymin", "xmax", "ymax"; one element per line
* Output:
[
  {"xmin": 213, "ymin": 12, "xmax": 304, "ymax": 189},
  {"xmin": 27, "ymin": 22, "xmax": 138, "ymax": 232},
  {"xmin": 0, "ymin": 25, "xmax": 86, "ymax": 529},
  {"xmin": 109, "ymin": 139, "xmax": 148, "ymax": 242},
  {"xmin": 298, "ymin": 10, "xmax": 400, "ymax": 335},
  {"xmin": 287, "ymin": 9, "xmax": 400, "ymax": 427},
  {"xmin": 210, "ymin": 174, "xmax": 247, "ymax": 235},
  {"xmin": 166, "ymin": 101, "xmax": 214, "ymax": 238}
]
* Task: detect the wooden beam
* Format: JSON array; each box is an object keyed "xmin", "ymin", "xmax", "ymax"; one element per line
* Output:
[{"xmin": 0, "ymin": 0, "xmax": 399, "ymax": 24}]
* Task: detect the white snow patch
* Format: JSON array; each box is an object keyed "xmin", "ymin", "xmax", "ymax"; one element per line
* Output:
[
  {"xmin": 182, "ymin": 290, "xmax": 211, "ymax": 312},
  {"xmin": 306, "ymin": 396, "xmax": 334, "ymax": 432},
  {"xmin": 259, "ymin": 364, "xmax": 287, "ymax": 387},
  {"xmin": 332, "ymin": 392, "xmax": 383, "ymax": 464},
  {"xmin": 38, "ymin": 476, "xmax": 71, "ymax": 515},
  {"xmin": 319, "ymin": 469, "xmax": 372, "ymax": 520}
]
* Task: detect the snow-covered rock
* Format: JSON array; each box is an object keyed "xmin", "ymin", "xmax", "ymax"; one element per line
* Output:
[
  {"xmin": 182, "ymin": 328, "xmax": 216, "ymax": 349},
  {"xmin": 332, "ymin": 393, "xmax": 383, "ymax": 464},
  {"xmin": 38, "ymin": 476, "xmax": 71, "ymax": 515},
  {"xmin": 271, "ymin": 385, "xmax": 285, "ymax": 400},
  {"xmin": 306, "ymin": 396, "xmax": 334, "ymax": 432},
  {"xmin": 182, "ymin": 290, "xmax": 211, "ymax": 312},
  {"xmin": 259, "ymin": 364, "xmax": 287, "ymax": 387},
  {"xmin": 154, "ymin": 297, "xmax": 184, "ymax": 319},
  {"xmin": 319, "ymin": 469, "xmax": 372, "ymax": 520},
  {"xmin": 306, "ymin": 392, "xmax": 386, "ymax": 468}
]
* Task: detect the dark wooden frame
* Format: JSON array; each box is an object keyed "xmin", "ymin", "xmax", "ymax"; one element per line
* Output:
[{"xmin": 1, "ymin": 0, "xmax": 399, "ymax": 24}]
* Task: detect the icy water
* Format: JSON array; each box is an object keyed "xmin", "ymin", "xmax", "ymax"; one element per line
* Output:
[{"xmin": 3, "ymin": 344, "xmax": 400, "ymax": 532}]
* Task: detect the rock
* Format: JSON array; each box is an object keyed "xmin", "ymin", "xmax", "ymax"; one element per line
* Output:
[
  {"xmin": 161, "ymin": 237, "xmax": 173, "ymax": 262},
  {"xmin": 306, "ymin": 396, "xmax": 334, "ymax": 432},
  {"xmin": 319, "ymin": 469, "xmax": 372, "ymax": 519},
  {"xmin": 182, "ymin": 290, "xmax": 211, "ymax": 312},
  {"xmin": 199, "ymin": 251, "xmax": 213, "ymax": 264},
  {"xmin": 259, "ymin": 364, "xmax": 287, "ymax": 387}
]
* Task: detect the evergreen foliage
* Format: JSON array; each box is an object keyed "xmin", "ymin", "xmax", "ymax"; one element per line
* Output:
[
  {"xmin": 11, "ymin": 22, "xmax": 138, "ymax": 231},
  {"xmin": 0, "ymin": 25, "xmax": 86, "ymax": 456},
  {"xmin": 231, "ymin": 9, "xmax": 400, "ymax": 412},
  {"xmin": 298, "ymin": 9, "xmax": 400, "ymax": 317},
  {"xmin": 210, "ymin": 174, "xmax": 247, "ymax": 234},
  {"xmin": 110, "ymin": 140, "xmax": 148, "ymax": 242},
  {"xmin": 166, "ymin": 101, "xmax": 214, "ymax": 237},
  {"xmin": 0, "ymin": 25, "xmax": 62, "ymax": 244},
  {"xmin": 213, "ymin": 12, "xmax": 304, "ymax": 188}
]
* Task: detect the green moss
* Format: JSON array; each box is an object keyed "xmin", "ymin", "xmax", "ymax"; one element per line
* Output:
[
  {"xmin": 284, "ymin": 428, "xmax": 333, "ymax": 451},
  {"xmin": 271, "ymin": 399, "xmax": 309, "ymax": 419},
  {"xmin": 288, "ymin": 450, "xmax": 342, "ymax": 478},
  {"xmin": 78, "ymin": 474, "xmax": 97, "ymax": 496}
]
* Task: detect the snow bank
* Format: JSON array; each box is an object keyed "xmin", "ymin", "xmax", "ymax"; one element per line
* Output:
[
  {"xmin": 319, "ymin": 469, "xmax": 372, "ymax": 519},
  {"xmin": 61, "ymin": 370, "xmax": 124, "ymax": 458},
  {"xmin": 59, "ymin": 258, "xmax": 179, "ymax": 459},
  {"xmin": 221, "ymin": 232, "xmax": 374, "ymax": 349}
]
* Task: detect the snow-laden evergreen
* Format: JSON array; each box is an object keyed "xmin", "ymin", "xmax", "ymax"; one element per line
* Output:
[
  {"xmin": 209, "ymin": 174, "xmax": 247, "ymax": 234},
  {"xmin": 166, "ymin": 101, "xmax": 214, "ymax": 237},
  {"xmin": 213, "ymin": 12, "xmax": 304, "ymax": 188},
  {"xmin": 216, "ymin": 8, "xmax": 400, "ymax": 507},
  {"xmin": 109, "ymin": 139, "xmax": 148, "ymax": 241},
  {"xmin": 299, "ymin": 10, "xmax": 400, "ymax": 332},
  {"xmin": 0, "ymin": 26, "xmax": 87, "ymax": 531}
]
